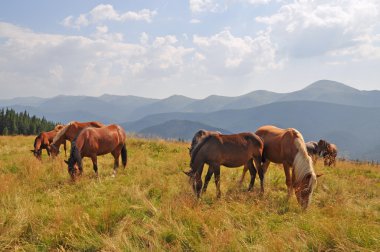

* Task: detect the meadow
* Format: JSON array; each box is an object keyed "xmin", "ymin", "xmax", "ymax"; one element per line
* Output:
[{"xmin": 0, "ymin": 136, "xmax": 379, "ymax": 251}]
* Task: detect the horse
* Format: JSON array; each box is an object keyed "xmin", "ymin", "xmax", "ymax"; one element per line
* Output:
[
  {"xmin": 31, "ymin": 124, "xmax": 66, "ymax": 160},
  {"xmin": 305, "ymin": 141, "xmax": 319, "ymax": 164},
  {"xmin": 318, "ymin": 140, "xmax": 338, "ymax": 166},
  {"xmin": 254, "ymin": 125, "xmax": 321, "ymax": 209},
  {"xmin": 183, "ymin": 132, "xmax": 264, "ymax": 198},
  {"xmin": 50, "ymin": 121, "xmax": 105, "ymax": 156},
  {"xmin": 64, "ymin": 124, "xmax": 127, "ymax": 180}
]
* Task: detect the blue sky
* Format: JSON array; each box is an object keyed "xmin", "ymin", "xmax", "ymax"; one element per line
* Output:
[{"xmin": 0, "ymin": 0, "xmax": 379, "ymax": 99}]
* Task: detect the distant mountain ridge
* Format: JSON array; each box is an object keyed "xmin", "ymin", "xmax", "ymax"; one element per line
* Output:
[{"xmin": 2, "ymin": 80, "xmax": 380, "ymax": 161}]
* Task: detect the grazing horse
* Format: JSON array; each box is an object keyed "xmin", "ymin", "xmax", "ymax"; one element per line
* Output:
[
  {"xmin": 318, "ymin": 140, "xmax": 338, "ymax": 166},
  {"xmin": 255, "ymin": 125, "xmax": 320, "ymax": 209},
  {"xmin": 188, "ymin": 130, "xmax": 222, "ymax": 193},
  {"xmin": 184, "ymin": 132, "xmax": 264, "ymax": 198},
  {"xmin": 64, "ymin": 124, "xmax": 127, "ymax": 180},
  {"xmin": 50, "ymin": 121, "xmax": 105, "ymax": 156},
  {"xmin": 305, "ymin": 141, "xmax": 319, "ymax": 164},
  {"xmin": 31, "ymin": 125, "xmax": 66, "ymax": 159}
]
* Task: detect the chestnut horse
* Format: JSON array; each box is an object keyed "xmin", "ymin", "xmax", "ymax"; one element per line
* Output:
[
  {"xmin": 50, "ymin": 121, "xmax": 105, "ymax": 156},
  {"xmin": 64, "ymin": 124, "xmax": 127, "ymax": 180},
  {"xmin": 254, "ymin": 125, "xmax": 320, "ymax": 209},
  {"xmin": 31, "ymin": 125, "xmax": 66, "ymax": 159},
  {"xmin": 184, "ymin": 132, "xmax": 264, "ymax": 198}
]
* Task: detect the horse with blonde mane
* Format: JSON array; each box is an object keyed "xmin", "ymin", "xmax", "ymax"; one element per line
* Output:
[
  {"xmin": 254, "ymin": 125, "xmax": 321, "ymax": 209},
  {"xmin": 50, "ymin": 121, "xmax": 105, "ymax": 156},
  {"xmin": 184, "ymin": 132, "xmax": 264, "ymax": 198},
  {"xmin": 31, "ymin": 124, "xmax": 66, "ymax": 160},
  {"xmin": 64, "ymin": 124, "xmax": 127, "ymax": 180}
]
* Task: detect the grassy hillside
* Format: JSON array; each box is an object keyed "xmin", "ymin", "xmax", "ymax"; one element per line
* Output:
[{"xmin": 0, "ymin": 136, "xmax": 379, "ymax": 251}]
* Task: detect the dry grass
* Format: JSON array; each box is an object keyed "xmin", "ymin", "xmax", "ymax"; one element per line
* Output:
[{"xmin": 0, "ymin": 136, "xmax": 379, "ymax": 251}]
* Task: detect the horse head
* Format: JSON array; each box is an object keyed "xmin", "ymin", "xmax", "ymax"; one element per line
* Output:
[
  {"xmin": 294, "ymin": 173, "xmax": 323, "ymax": 209},
  {"xmin": 64, "ymin": 158, "xmax": 79, "ymax": 180},
  {"xmin": 30, "ymin": 149, "xmax": 42, "ymax": 160}
]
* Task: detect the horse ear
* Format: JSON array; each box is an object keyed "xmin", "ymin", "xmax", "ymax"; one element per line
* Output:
[
  {"xmin": 64, "ymin": 160, "xmax": 69, "ymax": 165},
  {"xmin": 316, "ymin": 173, "xmax": 323, "ymax": 178}
]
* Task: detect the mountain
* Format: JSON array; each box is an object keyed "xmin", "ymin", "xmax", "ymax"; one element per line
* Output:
[
  {"xmin": 138, "ymin": 120, "xmax": 232, "ymax": 140},
  {"xmin": 122, "ymin": 100, "xmax": 380, "ymax": 161},
  {"xmin": 279, "ymin": 80, "xmax": 380, "ymax": 107},
  {"xmin": 2, "ymin": 80, "xmax": 380, "ymax": 125},
  {"xmin": 129, "ymin": 95, "xmax": 198, "ymax": 119}
]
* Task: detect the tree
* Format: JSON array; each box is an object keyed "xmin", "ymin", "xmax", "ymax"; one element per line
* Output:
[{"xmin": 2, "ymin": 127, "xmax": 9, "ymax": 136}]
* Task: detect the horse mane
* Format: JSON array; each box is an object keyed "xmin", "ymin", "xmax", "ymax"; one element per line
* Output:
[
  {"xmin": 292, "ymin": 129, "xmax": 317, "ymax": 189},
  {"xmin": 190, "ymin": 134, "xmax": 213, "ymax": 168},
  {"xmin": 69, "ymin": 138, "xmax": 83, "ymax": 170},
  {"xmin": 52, "ymin": 121, "xmax": 75, "ymax": 144}
]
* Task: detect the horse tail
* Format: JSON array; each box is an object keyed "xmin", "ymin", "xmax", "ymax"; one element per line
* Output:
[
  {"xmin": 121, "ymin": 143, "xmax": 127, "ymax": 168},
  {"xmin": 190, "ymin": 134, "xmax": 212, "ymax": 167}
]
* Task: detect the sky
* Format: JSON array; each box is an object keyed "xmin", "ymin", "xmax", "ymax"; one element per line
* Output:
[{"xmin": 0, "ymin": 0, "xmax": 379, "ymax": 99}]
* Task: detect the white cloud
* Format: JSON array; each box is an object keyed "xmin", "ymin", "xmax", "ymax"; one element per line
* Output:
[
  {"xmin": 189, "ymin": 0, "xmax": 224, "ymax": 13},
  {"xmin": 0, "ymin": 22, "xmax": 194, "ymax": 97},
  {"xmin": 193, "ymin": 29, "xmax": 281, "ymax": 75},
  {"xmin": 190, "ymin": 18, "xmax": 201, "ymax": 24},
  {"xmin": 256, "ymin": 0, "xmax": 380, "ymax": 60},
  {"xmin": 61, "ymin": 4, "xmax": 157, "ymax": 29}
]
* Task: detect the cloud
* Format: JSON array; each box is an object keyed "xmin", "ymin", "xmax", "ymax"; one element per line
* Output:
[
  {"xmin": 61, "ymin": 4, "xmax": 157, "ymax": 29},
  {"xmin": 190, "ymin": 18, "xmax": 201, "ymax": 24},
  {"xmin": 193, "ymin": 29, "xmax": 281, "ymax": 75},
  {"xmin": 256, "ymin": 0, "xmax": 380, "ymax": 60},
  {"xmin": 0, "ymin": 22, "xmax": 194, "ymax": 97},
  {"xmin": 189, "ymin": 0, "xmax": 224, "ymax": 13}
]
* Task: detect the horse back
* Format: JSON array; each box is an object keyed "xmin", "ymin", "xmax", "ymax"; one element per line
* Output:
[{"xmin": 76, "ymin": 124, "xmax": 125, "ymax": 156}]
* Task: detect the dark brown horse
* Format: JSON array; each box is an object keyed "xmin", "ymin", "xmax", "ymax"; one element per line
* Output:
[
  {"xmin": 31, "ymin": 125, "xmax": 66, "ymax": 159},
  {"xmin": 318, "ymin": 140, "xmax": 338, "ymax": 166},
  {"xmin": 254, "ymin": 125, "xmax": 321, "ymax": 209},
  {"xmin": 189, "ymin": 130, "xmax": 221, "ymax": 193},
  {"xmin": 50, "ymin": 121, "xmax": 105, "ymax": 156},
  {"xmin": 184, "ymin": 132, "xmax": 264, "ymax": 198},
  {"xmin": 64, "ymin": 124, "xmax": 127, "ymax": 180}
]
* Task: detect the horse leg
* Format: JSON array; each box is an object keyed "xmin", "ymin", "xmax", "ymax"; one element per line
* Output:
[
  {"xmin": 46, "ymin": 147, "xmax": 51, "ymax": 157},
  {"xmin": 258, "ymin": 161, "xmax": 270, "ymax": 193},
  {"xmin": 194, "ymin": 164, "xmax": 204, "ymax": 198},
  {"xmin": 91, "ymin": 155, "xmax": 98, "ymax": 178},
  {"xmin": 112, "ymin": 151, "xmax": 120, "ymax": 177},
  {"xmin": 247, "ymin": 160, "xmax": 257, "ymax": 192},
  {"xmin": 283, "ymin": 163, "xmax": 293, "ymax": 198},
  {"xmin": 239, "ymin": 164, "xmax": 248, "ymax": 186},
  {"xmin": 213, "ymin": 165, "xmax": 221, "ymax": 198},
  {"xmin": 202, "ymin": 166, "xmax": 214, "ymax": 193}
]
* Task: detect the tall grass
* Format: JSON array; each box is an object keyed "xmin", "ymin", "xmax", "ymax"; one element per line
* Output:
[{"xmin": 0, "ymin": 136, "xmax": 379, "ymax": 251}]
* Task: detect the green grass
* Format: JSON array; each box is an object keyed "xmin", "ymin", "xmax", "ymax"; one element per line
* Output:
[{"xmin": 0, "ymin": 136, "xmax": 379, "ymax": 251}]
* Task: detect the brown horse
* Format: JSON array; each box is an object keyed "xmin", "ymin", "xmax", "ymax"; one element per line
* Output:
[
  {"xmin": 254, "ymin": 125, "xmax": 320, "ymax": 209},
  {"xmin": 318, "ymin": 140, "xmax": 338, "ymax": 166},
  {"xmin": 50, "ymin": 121, "xmax": 105, "ymax": 156},
  {"xmin": 64, "ymin": 124, "xmax": 127, "ymax": 180},
  {"xmin": 31, "ymin": 125, "xmax": 66, "ymax": 159},
  {"xmin": 184, "ymin": 132, "xmax": 264, "ymax": 198}
]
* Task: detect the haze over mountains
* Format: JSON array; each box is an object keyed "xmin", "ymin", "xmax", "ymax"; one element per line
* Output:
[{"xmin": 1, "ymin": 80, "xmax": 380, "ymax": 161}]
